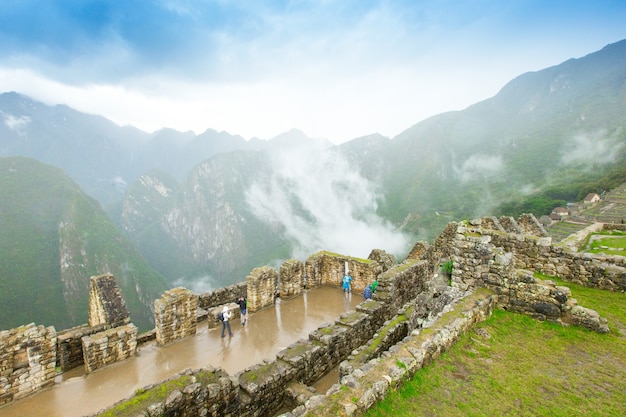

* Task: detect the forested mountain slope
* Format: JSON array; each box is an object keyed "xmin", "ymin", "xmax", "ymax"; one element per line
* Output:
[{"xmin": 0, "ymin": 157, "xmax": 167, "ymax": 331}]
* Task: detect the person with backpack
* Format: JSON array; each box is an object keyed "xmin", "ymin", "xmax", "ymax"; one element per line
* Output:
[
  {"xmin": 237, "ymin": 296, "xmax": 248, "ymax": 326},
  {"xmin": 220, "ymin": 306, "xmax": 233, "ymax": 338},
  {"xmin": 363, "ymin": 284, "xmax": 373, "ymax": 300}
]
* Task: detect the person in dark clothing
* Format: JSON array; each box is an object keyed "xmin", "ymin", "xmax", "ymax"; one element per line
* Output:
[{"xmin": 237, "ymin": 296, "xmax": 248, "ymax": 325}]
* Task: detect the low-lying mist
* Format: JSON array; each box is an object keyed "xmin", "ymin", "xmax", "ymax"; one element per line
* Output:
[{"xmin": 245, "ymin": 143, "xmax": 411, "ymax": 262}]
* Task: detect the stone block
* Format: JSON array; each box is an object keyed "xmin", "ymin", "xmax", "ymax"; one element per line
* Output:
[{"xmin": 154, "ymin": 287, "xmax": 198, "ymax": 346}]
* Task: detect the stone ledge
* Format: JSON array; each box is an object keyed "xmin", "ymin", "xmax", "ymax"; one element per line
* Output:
[{"xmin": 293, "ymin": 289, "xmax": 497, "ymax": 416}]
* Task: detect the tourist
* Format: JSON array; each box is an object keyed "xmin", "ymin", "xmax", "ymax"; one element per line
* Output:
[
  {"xmin": 363, "ymin": 284, "xmax": 373, "ymax": 300},
  {"xmin": 342, "ymin": 272, "xmax": 353, "ymax": 293},
  {"xmin": 221, "ymin": 306, "xmax": 233, "ymax": 337},
  {"xmin": 371, "ymin": 279, "xmax": 378, "ymax": 293},
  {"xmin": 237, "ymin": 296, "xmax": 248, "ymax": 325}
]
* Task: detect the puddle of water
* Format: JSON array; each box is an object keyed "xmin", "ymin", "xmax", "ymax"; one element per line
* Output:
[
  {"xmin": 0, "ymin": 286, "xmax": 361, "ymax": 417},
  {"xmin": 312, "ymin": 366, "xmax": 339, "ymax": 395}
]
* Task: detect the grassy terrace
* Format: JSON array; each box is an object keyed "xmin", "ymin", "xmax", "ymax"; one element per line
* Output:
[
  {"xmin": 578, "ymin": 184, "xmax": 626, "ymax": 223},
  {"xmin": 580, "ymin": 230, "xmax": 626, "ymax": 255},
  {"xmin": 546, "ymin": 220, "xmax": 591, "ymax": 243},
  {"xmin": 366, "ymin": 281, "xmax": 626, "ymax": 417}
]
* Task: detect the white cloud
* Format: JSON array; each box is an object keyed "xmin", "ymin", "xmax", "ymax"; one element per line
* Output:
[
  {"xmin": 1, "ymin": 2, "xmax": 624, "ymax": 143},
  {"xmin": 245, "ymin": 143, "xmax": 410, "ymax": 260},
  {"xmin": 560, "ymin": 130, "xmax": 623, "ymax": 166},
  {"xmin": 454, "ymin": 153, "xmax": 504, "ymax": 183},
  {"xmin": 1, "ymin": 111, "xmax": 30, "ymax": 132}
]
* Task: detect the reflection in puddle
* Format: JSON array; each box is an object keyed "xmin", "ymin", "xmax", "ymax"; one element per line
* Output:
[{"xmin": 0, "ymin": 286, "xmax": 361, "ymax": 417}]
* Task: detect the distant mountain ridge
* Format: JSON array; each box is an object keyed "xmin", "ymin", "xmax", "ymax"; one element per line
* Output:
[{"xmin": 1, "ymin": 39, "xmax": 626, "ymax": 329}]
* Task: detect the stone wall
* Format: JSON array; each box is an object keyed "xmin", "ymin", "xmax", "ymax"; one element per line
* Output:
[
  {"xmin": 56, "ymin": 323, "xmax": 107, "ymax": 372},
  {"xmin": 374, "ymin": 260, "xmax": 430, "ymax": 314},
  {"xmin": 449, "ymin": 221, "xmax": 609, "ymax": 333},
  {"xmin": 304, "ymin": 252, "xmax": 381, "ymax": 292},
  {"xmin": 82, "ymin": 324, "xmax": 138, "ymax": 373},
  {"xmin": 154, "ymin": 287, "xmax": 198, "ymax": 346},
  {"xmin": 279, "ymin": 259, "xmax": 305, "ymax": 298},
  {"xmin": 94, "ymin": 255, "xmax": 430, "ymax": 417},
  {"xmin": 88, "ymin": 273, "xmax": 130, "ymax": 328},
  {"xmin": 0, "ymin": 323, "xmax": 57, "ymax": 406},
  {"xmin": 247, "ymin": 266, "xmax": 279, "ymax": 312},
  {"xmin": 293, "ymin": 290, "xmax": 497, "ymax": 416},
  {"xmin": 207, "ymin": 303, "xmax": 240, "ymax": 329},
  {"xmin": 470, "ymin": 222, "xmax": 626, "ymax": 292},
  {"xmin": 197, "ymin": 282, "xmax": 247, "ymax": 311},
  {"xmin": 6, "ymin": 214, "xmax": 621, "ymax": 413}
]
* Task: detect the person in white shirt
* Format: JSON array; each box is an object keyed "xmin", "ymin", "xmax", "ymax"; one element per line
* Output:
[{"xmin": 221, "ymin": 306, "xmax": 233, "ymax": 338}]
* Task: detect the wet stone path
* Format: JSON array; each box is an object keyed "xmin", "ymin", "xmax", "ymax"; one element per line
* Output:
[{"xmin": 1, "ymin": 286, "xmax": 361, "ymax": 417}]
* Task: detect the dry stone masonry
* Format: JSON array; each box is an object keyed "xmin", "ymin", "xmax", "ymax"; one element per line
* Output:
[
  {"xmin": 279, "ymin": 259, "xmax": 305, "ymax": 298},
  {"xmin": 154, "ymin": 287, "xmax": 198, "ymax": 346},
  {"xmin": 88, "ymin": 273, "xmax": 131, "ymax": 328},
  {"xmin": 81, "ymin": 324, "xmax": 138, "ymax": 373},
  {"xmin": 0, "ymin": 323, "xmax": 56, "ymax": 406},
  {"xmin": 246, "ymin": 266, "xmax": 279, "ymax": 312},
  {"xmin": 1, "ymin": 214, "xmax": 621, "ymax": 414}
]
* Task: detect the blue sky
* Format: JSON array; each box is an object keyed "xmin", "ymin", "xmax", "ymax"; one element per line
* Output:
[{"xmin": 1, "ymin": 0, "xmax": 625, "ymax": 143}]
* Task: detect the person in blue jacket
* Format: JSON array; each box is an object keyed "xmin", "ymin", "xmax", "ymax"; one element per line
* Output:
[
  {"xmin": 342, "ymin": 273, "xmax": 353, "ymax": 293},
  {"xmin": 363, "ymin": 284, "xmax": 373, "ymax": 300}
]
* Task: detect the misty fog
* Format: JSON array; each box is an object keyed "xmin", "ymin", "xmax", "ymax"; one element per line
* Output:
[
  {"xmin": 560, "ymin": 129, "xmax": 623, "ymax": 166},
  {"xmin": 245, "ymin": 143, "xmax": 411, "ymax": 262}
]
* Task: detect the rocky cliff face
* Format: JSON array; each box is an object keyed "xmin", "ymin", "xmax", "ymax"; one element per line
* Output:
[{"xmin": 121, "ymin": 150, "xmax": 289, "ymax": 288}]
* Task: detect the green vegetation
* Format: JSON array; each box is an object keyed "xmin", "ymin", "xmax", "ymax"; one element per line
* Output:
[
  {"xmin": 498, "ymin": 155, "xmax": 626, "ymax": 220},
  {"xmin": 580, "ymin": 230, "xmax": 626, "ymax": 255},
  {"xmin": 366, "ymin": 283, "xmax": 626, "ymax": 416},
  {"xmin": 0, "ymin": 157, "xmax": 167, "ymax": 332},
  {"xmin": 99, "ymin": 375, "xmax": 192, "ymax": 417}
]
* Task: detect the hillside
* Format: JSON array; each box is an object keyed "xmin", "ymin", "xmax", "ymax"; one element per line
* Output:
[
  {"xmin": 375, "ymin": 39, "xmax": 626, "ymax": 239},
  {"xmin": 1, "ymin": 39, "xmax": 626, "ymax": 293},
  {"xmin": 0, "ymin": 157, "xmax": 167, "ymax": 331},
  {"xmin": 120, "ymin": 151, "xmax": 292, "ymax": 288}
]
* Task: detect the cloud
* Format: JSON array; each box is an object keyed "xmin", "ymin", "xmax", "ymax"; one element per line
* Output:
[
  {"xmin": 245, "ymin": 143, "xmax": 410, "ymax": 260},
  {"xmin": 1, "ymin": 1, "xmax": 625, "ymax": 143},
  {"xmin": 560, "ymin": 130, "xmax": 623, "ymax": 166},
  {"xmin": 172, "ymin": 274, "xmax": 216, "ymax": 294},
  {"xmin": 454, "ymin": 153, "xmax": 504, "ymax": 183},
  {"xmin": 1, "ymin": 111, "xmax": 30, "ymax": 132}
]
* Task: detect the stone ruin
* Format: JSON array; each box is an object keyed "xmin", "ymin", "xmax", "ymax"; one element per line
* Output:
[
  {"xmin": 88, "ymin": 273, "xmax": 131, "ymax": 328},
  {"xmin": 1, "ymin": 214, "xmax": 624, "ymax": 415},
  {"xmin": 0, "ymin": 323, "xmax": 56, "ymax": 406},
  {"xmin": 80, "ymin": 274, "xmax": 138, "ymax": 373},
  {"xmin": 155, "ymin": 287, "xmax": 198, "ymax": 346}
]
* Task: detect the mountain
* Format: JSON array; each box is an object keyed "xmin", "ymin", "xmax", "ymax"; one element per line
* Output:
[
  {"xmin": 0, "ymin": 93, "xmax": 303, "ymax": 208},
  {"xmin": 0, "ymin": 157, "xmax": 168, "ymax": 331},
  {"xmin": 373, "ymin": 39, "xmax": 626, "ymax": 238},
  {"xmin": 1, "ymin": 39, "xmax": 626, "ymax": 306},
  {"xmin": 120, "ymin": 151, "xmax": 291, "ymax": 288}
]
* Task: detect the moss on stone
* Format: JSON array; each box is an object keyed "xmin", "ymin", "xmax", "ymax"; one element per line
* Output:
[
  {"xmin": 240, "ymin": 362, "xmax": 277, "ymax": 384},
  {"xmin": 339, "ymin": 311, "xmax": 365, "ymax": 324},
  {"xmin": 99, "ymin": 375, "xmax": 192, "ymax": 417},
  {"xmin": 317, "ymin": 250, "xmax": 371, "ymax": 263},
  {"xmin": 281, "ymin": 342, "xmax": 312, "ymax": 360},
  {"xmin": 195, "ymin": 370, "xmax": 220, "ymax": 386}
]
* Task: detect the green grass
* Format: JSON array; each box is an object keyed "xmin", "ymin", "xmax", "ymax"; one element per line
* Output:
[
  {"xmin": 580, "ymin": 230, "xmax": 626, "ymax": 256},
  {"xmin": 366, "ymin": 282, "xmax": 626, "ymax": 417},
  {"xmin": 99, "ymin": 375, "xmax": 192, "ymax": 417}
]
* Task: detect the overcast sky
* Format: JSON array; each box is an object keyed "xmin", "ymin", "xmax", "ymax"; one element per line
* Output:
[{"xmin": 1, "ymin": 1, "xmax": 625, "ymax": 143}]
